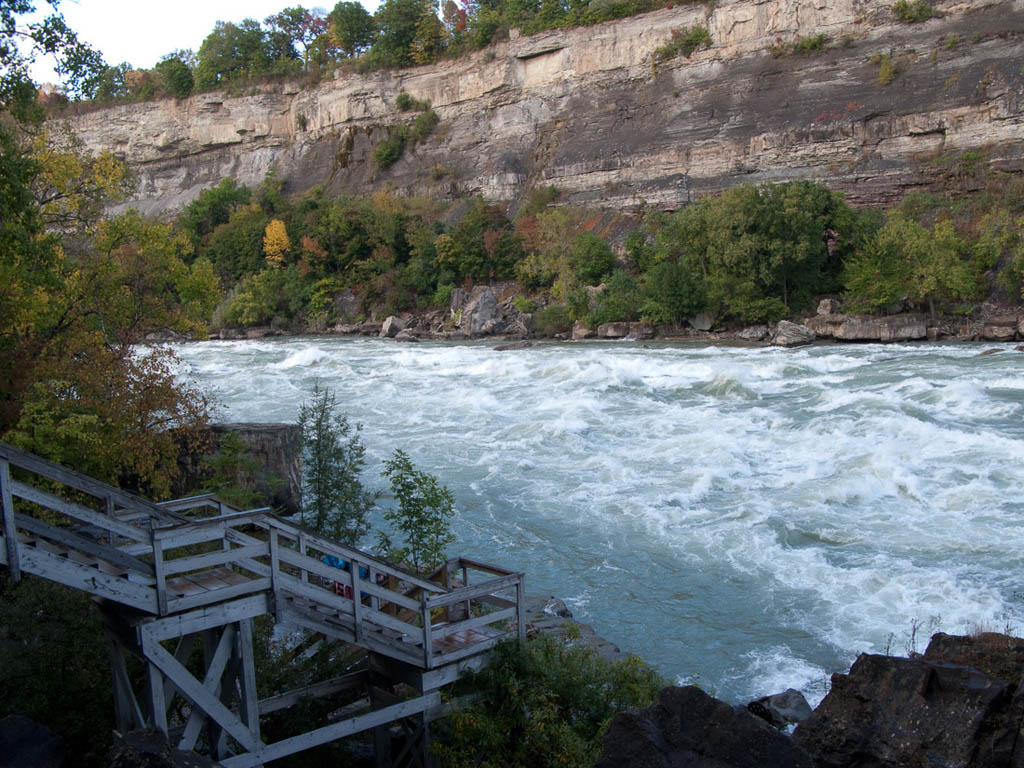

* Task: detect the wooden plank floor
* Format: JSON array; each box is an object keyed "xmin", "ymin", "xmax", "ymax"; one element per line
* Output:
[{"xmin": 165, "ymin": 567, "xmax": 252, "ymax": 599}]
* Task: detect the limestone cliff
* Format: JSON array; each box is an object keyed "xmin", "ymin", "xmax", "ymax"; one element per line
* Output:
[{"xmin": 67, "ymin": 0, "xmax": 1024, "ymax": 215}]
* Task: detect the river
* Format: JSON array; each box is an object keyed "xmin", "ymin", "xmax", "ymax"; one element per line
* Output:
[{"xmin": 173, "ymin": 337, "xmax": 1024, "ymax": 705}]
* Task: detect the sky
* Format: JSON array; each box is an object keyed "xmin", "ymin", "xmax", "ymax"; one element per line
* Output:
[{"xmin": 29, "ymin": 0, "xmax": 377, "ymax": 85}]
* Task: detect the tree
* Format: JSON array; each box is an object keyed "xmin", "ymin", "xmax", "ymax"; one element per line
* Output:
[
  {"xmin": 264, "ymin": 218, "xmax": 291, "ymax": 268},
  {"xmin": 264, "ymin": 6, "xmax": 329, "ymax": 72},
  {"xmin": 155, "ymin": 54, "xmax": 194, "ymax": 99},
  {"xmin": 371, "ymin": 0, "xmax": 435, "ymax": 67},
  {"xmin": 570, "ymin": 231, "xmax": 615, "ymax": 285},
  {"xmin": 195, "ymin": 19, "xmax": 269, "ymax": 90},
  {"xmin": 329, "ymin": 1, "xmax": 376, "ymax": 57},
  {"xmin": 178, "ymin": 177, "xmax": 253, "ymax": 249},
  {"xmin": 297, "ymin": 383, "xmax": 379, "ymax": 545},
  {"xmin": 379, "ymin": 449, "xmax": 455, "ymax": 569}
]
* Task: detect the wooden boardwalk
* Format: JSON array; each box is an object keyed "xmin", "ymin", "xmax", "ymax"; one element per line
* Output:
[{"xmin": 0, "ymin": 441, "xmax": 525, "ymax": 767}]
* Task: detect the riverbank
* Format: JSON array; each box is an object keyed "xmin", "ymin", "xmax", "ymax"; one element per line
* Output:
[{"xmin": 179, "ymin": 286, "xmax": 1024, "ymax": 348}]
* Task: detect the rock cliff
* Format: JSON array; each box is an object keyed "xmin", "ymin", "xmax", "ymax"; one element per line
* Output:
[{"xmin": 67, "ymin": 0, "xmax": 1024, "ymax": 215}]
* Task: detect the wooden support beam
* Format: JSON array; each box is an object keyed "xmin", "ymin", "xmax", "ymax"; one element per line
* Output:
[
  {"xmin": 236, "ymin": 619, "xmax": 260, "ymax": 742},
  {"xmin": 15, "ymin": 546, "xmax": 156, "ymax": 612},
  {"xmin": 140, "ymin": 628, "xmax": 263, "ymax": 753},
  {"xmin": 11, "ymin": 481, "xmax": 151, "ymax": 544},
  {"xmin": 15, "ymin": 513, "xmax": 154, "ymax": 579},
  {"xmin": 425, "ymin": 573, "xmax": 523, "ymax": 609},
  {"xmin": 516, "ymin": 575, "xmax": 526, "ymax": 642},
  {"xmin": 139, "ymin": 595, "xmax": 269, "ymax": 642},
  {"xmin": 146, "ymin": 659, "xmax": 168, "ymax": 734},
  {"xmin": 219, "ymin": 692, "xmax": 441, "ymax": 768},
  {"xmin": 105, "ymin": 629, "xmax": 146, "ymax": 732},
  {"xmin": 258, "ymin": 671, "xmax": 368, "ymax": 715},
  {"xmin": 178, "ymin": 625, "xmax": 236, "ymax": 752}
]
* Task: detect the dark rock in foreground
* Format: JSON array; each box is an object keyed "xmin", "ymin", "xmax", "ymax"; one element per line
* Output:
[
  {"xmin": 109, "ymin": 729, "xmax": 217, "ymax": 768},
  {"xmin": 793, "ymin": 634, "xmax": 1024, "ymax": 767},
  {"xmin": 596, "ymin": 685, "xmax": 814, "ymax": 768},
  {"xmin": 0, "ymin": 714, "xmax": 63, "ymax": 768}
]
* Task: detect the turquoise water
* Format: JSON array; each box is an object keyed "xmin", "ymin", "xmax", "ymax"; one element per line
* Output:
[{"xmin": 173, "ymin": 338, "xmax": 1024, "ymax": 704}]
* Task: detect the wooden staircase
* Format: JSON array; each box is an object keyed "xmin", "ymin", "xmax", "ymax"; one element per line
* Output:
[{"xmin": 0, "ymin": 441, "xmax": 525, "ymax": 767}]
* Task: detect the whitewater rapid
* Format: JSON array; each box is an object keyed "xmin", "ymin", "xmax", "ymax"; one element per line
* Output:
[{"xmin": 173, "ymin": 337, "xmax": 1024, "ymax": 704}]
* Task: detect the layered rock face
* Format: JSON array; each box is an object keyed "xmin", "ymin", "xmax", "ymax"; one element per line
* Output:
[{"xmin": 68, "ymin": 0, "xmax": 1024, "ymax": 216}]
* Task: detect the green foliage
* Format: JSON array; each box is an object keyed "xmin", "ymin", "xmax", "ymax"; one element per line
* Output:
[
  {"xmin": 640, "ymin": 258, "xmax": 707, "ymax": 324},
  {"xmin": 201, "ymin": 432, "xmax": 267, "ymax": 509},
  {"xmin": 434, "ymin": 633, "xmax": 666, "ymax": 768},
  {"xmin": 435, "ymin": 199, "xmax": 524, "ymax": 282},
  {"xmin": 843, "ymin": 212, "xmax": 982, "ymax": 314},
  {"xmin": 0, "ymin": 576, "xmax": 114, "ymax": 767},
  {"xmin": 329, "ymin": 0, "xmax": 377, "ymax": 57},
  {"xmin": 653, "ymin": 25, "xmax": 711, "ymax": 63},
  {"xmin": 378, "ymin": 449, "xmax": 455, "ymax": 568},
  {"xmin": 513, "ymin": 296, "xmax": 537, "ymax": 313},
  {"xmin": 371, "ymin": 0, "xmax": 436, "ymax": 68},
  {"xmin": 155, "ymin": 54, "xmax": 194, "ymax": 99},
  {"xmin": 892, "ymin": 0, "xmax": 938, "ymax": 22},
  {"xmin": 298, "ymin": 382, "xmax": 379, "ymax": 545},
  {"xmin": 432, "ymin": 282, "xmax": 456, "ymax": 307},
  {"xmin": 195, "ymin": 18, "xmax": 270, "ymax": 90},
  {"xmin": 585, "ymin": 270, "xmax": 640, "ymax": 326},
  {"xmin": 179, "ymin": 178, "xmax": 253, "ymax": 250},
  {"xmin": 794, "ymin": 33, "xmax": 828, "ymax": 54},
  {"xmin": 374, "ymin": 124, "xmax": 409, "ymax": 167},
  {"xmin": 411, "ymin": 108, "xmax": 441, "ymax": 143},
  {"xmin": 533, "ymin": 303, "xmax": 573, "ymax": 335},
  {"xmin": 570, "ymin": 231, "xmax": 615, "ymax": 285},
  {"xmin": 870, "ymin": 51, "xmax": 896, "ymax": 84}
]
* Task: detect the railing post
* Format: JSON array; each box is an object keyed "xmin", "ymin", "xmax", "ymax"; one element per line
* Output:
[
  {"xmin": 423, "ymin": 600, "xmax": 433, "ymax": 669},
  {"xmin": 152, "ymin": 533, "xmax": 167, "ymax": 614},
  {"xmin": 269, "ymin": 528, "xmax": 283, "ymax": 618},
  {"xmin": 516, "ymin": 574, "xmax": 526, "ymax": 643},
  {"xmin": 0, "ymin": 459, "xmax": 20, "ymax": 581},
  {"xmin": 462, "ymin": 562, "xmax": 470, "ymax": 622},
  {"xmin": 298, "ymin": 533, "xmax": 308, "ymax": 583},
  {"xmin": 105, "ymin": 495, "xmax": 116, "ymax": 547},
  {"xmin": 352, "ymin": 559, "xmax": 363, "ymax": 644}
]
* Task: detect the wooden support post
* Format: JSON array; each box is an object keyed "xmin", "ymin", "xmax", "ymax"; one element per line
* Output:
[
  {"xmin": 105, "ymin": 495, "xmax": 117, "ymax": 547},
  {"xmin": 298, "ymin": 534, "xmax": 308, "ymax": 583},
  {"xmin": 461, "ymin": 564, "xmax": 469, "ymax": 623},
  {"xmin": 236, "ymin": 619, "xmax": 260, "ymax": 744},
  {"xmin": 152, "ymin": 534, "xmax": 168, "ymax": 615},
  {"xmin": 0, "ymin": 459, "xmax": 21, "ymax": 581},
  {"xmin": 516, "ymin": 574, "xmax": 526, "ymax": 643},
  {"xmin": 422, "ymin": 603, "xmax": 433, "ymax": 670},
  {"xmin": 269, "ymin": 528, "xmax": 283, "ymax": 618},
  {"xmin": 352, "ymin": 559, "xmax": 364, "ymax": 644},
  {"xmin": 105, "ymin": 630, "xmax": 145, "ymax": 733},
  {"xmin": 146, "ymin": 660, "xmax": 168, "ymax": 734}
]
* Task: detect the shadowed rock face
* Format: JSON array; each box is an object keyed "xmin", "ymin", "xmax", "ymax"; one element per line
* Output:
[{"xmin": 68, "ymin": 0, "xmax": 1024, "ymax": 216}]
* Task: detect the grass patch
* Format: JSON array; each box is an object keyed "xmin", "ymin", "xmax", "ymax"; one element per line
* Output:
[{"xmin": 653, "ymin": 25, "xmax": 711, "ymax": 63}]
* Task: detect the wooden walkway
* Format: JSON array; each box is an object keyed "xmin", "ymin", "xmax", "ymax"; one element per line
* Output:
[{"xmin": 0, "ymin": 441, "xmax": 525, "ymax": 767}]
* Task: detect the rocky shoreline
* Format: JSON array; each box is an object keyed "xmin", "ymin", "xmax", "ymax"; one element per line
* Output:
[{"xmin": 177, "ymin": 285, "xmax": 1024, "ymax": 349}]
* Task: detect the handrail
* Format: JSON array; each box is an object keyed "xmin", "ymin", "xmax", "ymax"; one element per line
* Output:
[{"xmin": 0, "ymin": 442, "xmax": 526, "ymax": 668}]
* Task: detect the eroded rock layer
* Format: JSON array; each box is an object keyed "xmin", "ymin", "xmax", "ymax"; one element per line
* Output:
[{"xmin": 68, "ymin": 0, "xmax": 1024, "ymax": 215}]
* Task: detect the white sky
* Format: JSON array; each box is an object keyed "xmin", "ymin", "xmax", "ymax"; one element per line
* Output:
[{"xmin": 29, "ymin": 0, "xmax": 378, "ymax": 86}]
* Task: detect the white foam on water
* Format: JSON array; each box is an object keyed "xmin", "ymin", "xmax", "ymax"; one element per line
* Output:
[{"xmin": 174, "ymin": 338, "xmax": 1024, "ymax": 703}]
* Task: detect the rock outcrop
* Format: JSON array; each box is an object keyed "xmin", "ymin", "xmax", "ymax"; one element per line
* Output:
[
  {"xmin": 68, "ymin": 0, "xmax": 1024, "ymax": 217},
  {"xmin": 793, "ymin": 633, "xmax": 1024, "ymax": 768},
  {"xmin": 805, "ymin": 313, "xmax": 929, "ymax": 342},
  {"xmin": 596, "ymin": 686, "xmax": 814, "ymax": 768},
  {"xmin": 772, "ymin": 320, "xmax": 817, "ymax": 347}
]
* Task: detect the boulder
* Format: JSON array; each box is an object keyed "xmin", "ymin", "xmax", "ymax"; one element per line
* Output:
[
  {"xmin": 792, "ymin": 651, "xmax": 1022, "ymax": 768},
  {"xmin": 737, "ymin": 325, "xmax": 769, "ymax": 341},
  {"xmin": 923, "ymin": 632, "xmax": 1024, "ymax": 690},
  {"xmin": 596, "ymin": 686, "xmax": 814, "ymax": 768},
  {"xmin": 628, "ymin": 322, "xmax": 655, "ymax": 339},
  {"xmin": 982, "ymin": 324, "xmax": 1017, "ymax": 341},
  {"xmin": 689, "ymin": 312, "xmax": 714, "ymax": 332},
  {"xmin": 332, "ymin": 288, "xmax": 359, "ymax": 320},
  {"xmin": 495, "ymin": 341, "xmax": 533, "ymax": 351},
  {"xmin": 598, "ymin": 322, "xmax": 631, "ymax": 339},
  {"xmin": 817, "ymin": 298, "xmax": 841, "ymax": 315},
  {"xmin": 394, "ymin": 329, "xmax": 419, "ymax": 342},
  {"xmin": 772, "ymin": 320, "xmax": 816, "ymax": 347},
  {"xmin": 572, "ymin": 321, "xmax": 596, "ymax": 340},
  {"xmin": 380, "ymin": 315, "xmax": 405, "ymax": 338},
  {"xmin": 747, "ymin": 688, "xmax": 813, "ymax": 730},
  {"xmin": 804, "ymin": 314, "xmax": 928, "ymax": 342},
  {"xmin": 0, "ymin": 714, "xmax": 63, "ymax": 768},
  {"xmin": 457, "ymin": 286, "xmax": 501, "ymax": 335}
]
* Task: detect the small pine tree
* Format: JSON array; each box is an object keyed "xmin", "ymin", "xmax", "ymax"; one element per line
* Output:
[{"xmin": 297, "ymin": 383, "xmax": 378, "ymax": 545}]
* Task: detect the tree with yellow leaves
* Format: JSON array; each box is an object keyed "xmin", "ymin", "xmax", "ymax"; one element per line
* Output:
[{"xmin": 263, "ymin": 218, "xmax": 291, "ymax": 268}]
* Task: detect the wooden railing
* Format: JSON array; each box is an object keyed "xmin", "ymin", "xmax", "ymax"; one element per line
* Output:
[{"xmin": 0, "ymin": 441, "xmax": 525, "ymax": 669}]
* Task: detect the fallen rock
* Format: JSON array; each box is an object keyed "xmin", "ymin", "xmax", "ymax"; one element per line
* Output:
[
  {"xmin": 0, "ymin": 714, "xmax": 63, "ymax": 768},
  {"xmin": 380, "ymin": 315, "xmax": 405, "ymax": 338},
  {"xmin": 747, "ymin": 688, "xmax": 813, "ymax": 730},
  {"xmin": 495, "ymin": 341, "xmax": 533, "ymax": 351},
  {"xmin": 772, "ymin": 320, "xmax": 816, "ymax": 348},
  {"xmin": 804, "ymin": 314, "xmax": 928, "ymax": 342},
  {"xmin": 923, "ymin": 632, "xmax": 1024, "ymax": 690},
  {"xmin": 596, "ymin": 686, "xmax": 814, "ymax": 768},
  {"xmin": 689, "ymin": 312, "xmax": 714, "ymax": 332},
  {"xmin": 598, "ymin": 322, "xmax": 631, "ymax": 339},
  {"xmin": 817, "ymin": 298, "xmax": 841, "ymax": 315},
  {"xmin": 627, "ymin": 322, "xmax": 655, "ymax": 339},
  {"xmin": 792, "ymin": 651, "xmax": 1020, "ymax": 768},
  {"xmin": 456, "ymin": 286, "xmax": 501, "ymax": 335},
  {"xmin": 982, "ymin": 324, "xmax": 1016, "ymax": 341},
  {"xmin": 977, "ymin": 348, "xmax": 1002, "ymax": 357},
  {"xmin": 393, "ymin": 329, "xmax": 419, "ymax": 342},
  {"xmin": 737, "ymin": 324, "xmax": 769, "ymax": 341},
  {"xmin": 572, "ymin": 321, "xmax": 596, "ymax": 340}
]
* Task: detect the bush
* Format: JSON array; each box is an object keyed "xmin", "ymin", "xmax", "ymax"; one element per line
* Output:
[
  {"xmin": 396, "ymin": 91, "xmax": 431, "ymax": 111},
  {"xmin": 410, "ymin": 109, "xmax": 440, "ymax": 144},
  {"xmin": 533, "ymin": 304, "xmax": 573, "ymax": 336},
  {"xmin": 434, "ymin": 633, "xmax": 666, "ymax": 768},
  {"xmin": 892, "ymin": 0, "xmax": 938, "ymax": 22},
  {"xmin": 512, "ymin": 296, "xmax": 537, "ymax": 313},
  {"xmin": 570, "ymin": 231, "xmax": 615, "ymax": 286},
  {"xmin": 373, "ymin": 124, "xmax": 409, "ymax": 168},
  {"xmin": 870, "ymin": 51, "xmax": 896, "ymax": 84},
  {"xmin": 653, "ymin": 25, "xmax": 711, "ymax": 62}
]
